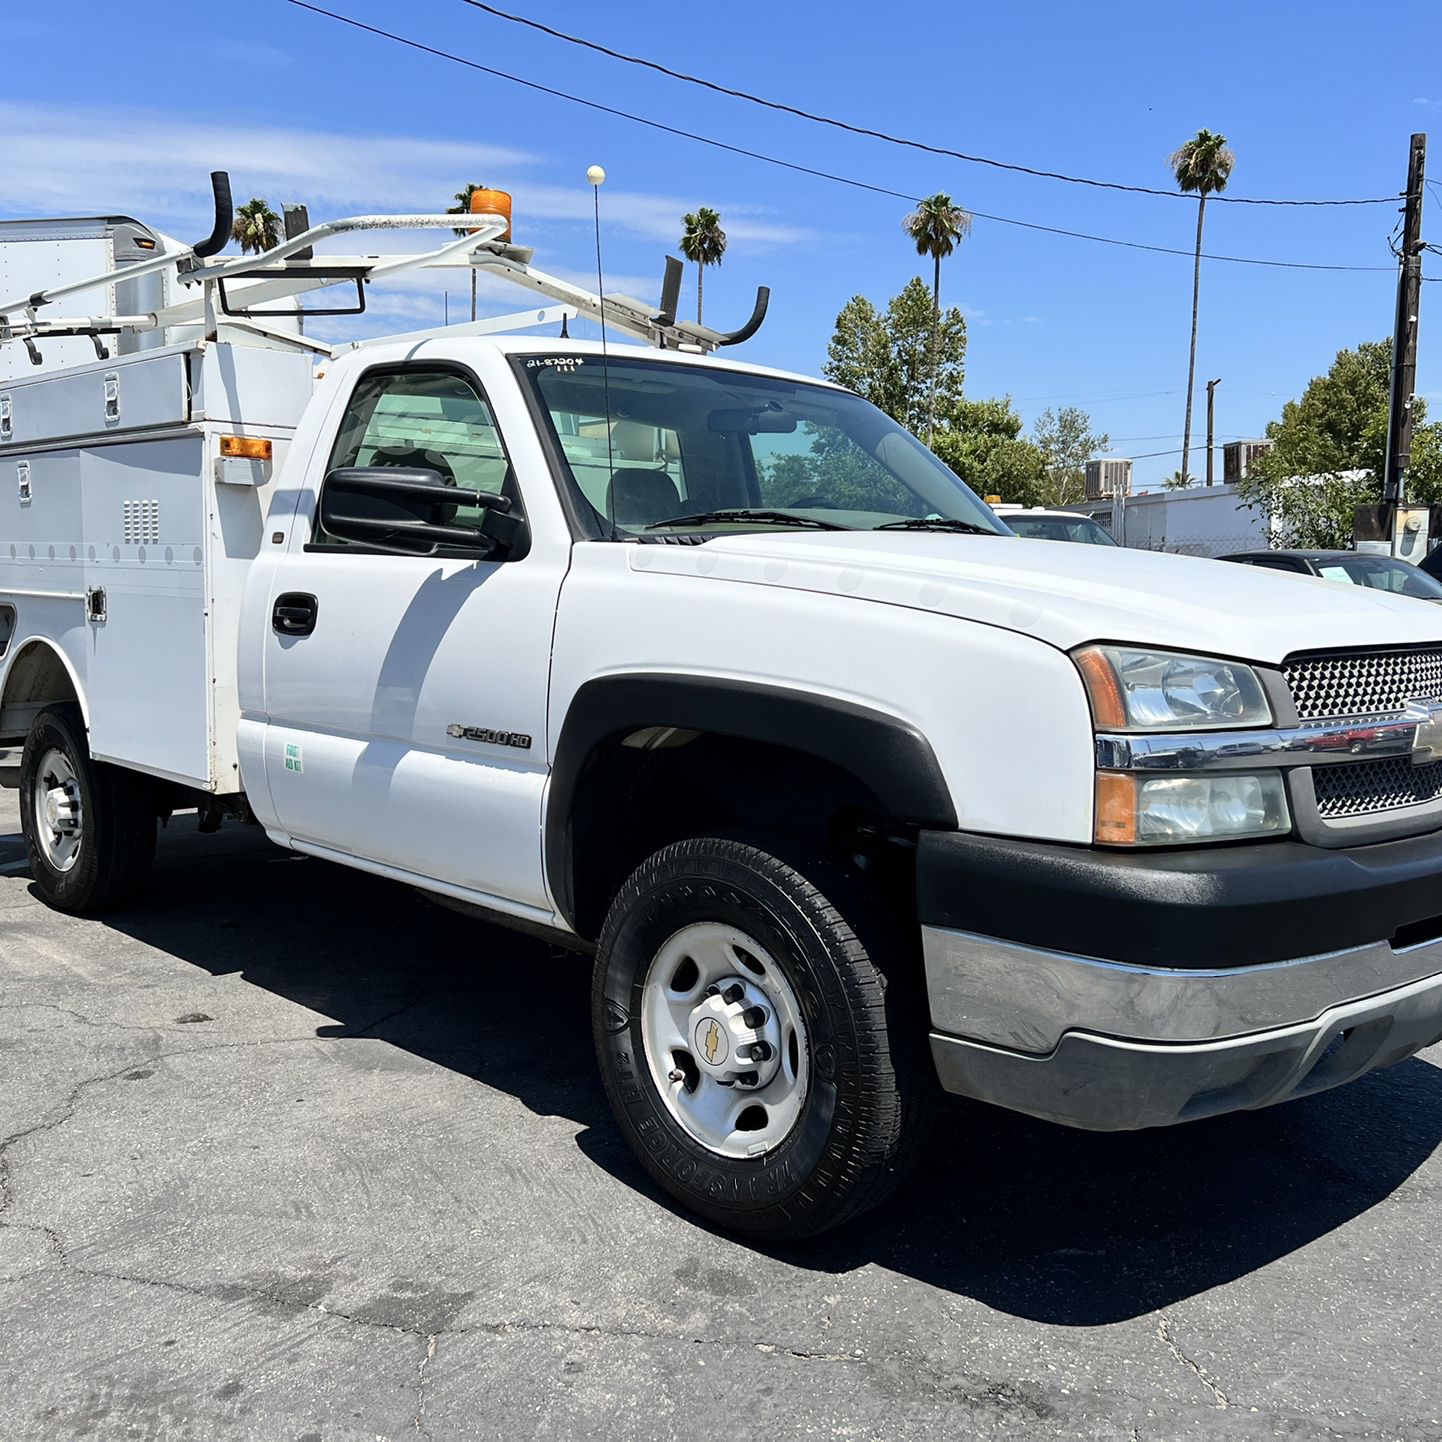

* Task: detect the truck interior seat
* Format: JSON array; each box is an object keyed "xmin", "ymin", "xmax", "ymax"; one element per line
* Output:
[{"xmin": 605, "ymin": 468, "xmax": 682, "ymax": 528}]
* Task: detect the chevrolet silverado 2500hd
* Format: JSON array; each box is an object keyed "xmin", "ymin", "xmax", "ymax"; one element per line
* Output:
[{"xmin": 5, "ymin": 186, "xmax": 1442, "ymax": 1239}]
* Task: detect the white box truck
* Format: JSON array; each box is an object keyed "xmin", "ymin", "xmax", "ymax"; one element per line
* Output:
[{"xmin": 7, "ymin": 175, "xmax": 1442, "ymax": 1239}]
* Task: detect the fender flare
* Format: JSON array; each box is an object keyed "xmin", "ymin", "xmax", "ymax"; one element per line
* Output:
[
  {"xmin": 0, "ymin": 636, "xmax": 90, "ymax": 735},
  {"xmin": 546, "ymin": 673, "xmax": 957, "ymax": 927}
]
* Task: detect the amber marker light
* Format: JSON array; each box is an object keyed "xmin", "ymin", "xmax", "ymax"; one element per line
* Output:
[
  {"xmin": 468, "ymin": 187, "xmax": 513, "ymax": 242},
  {"xmin": 220, "ymin": 436, "xmax": 272, "ymax": 460},
  {"xmin": 1074, "ymin": 646, "xmax": 1127, "ymax": 730},
  {"xmin": 1094, "ymin": 772, "xmax": 1138, "ymax": 845}
]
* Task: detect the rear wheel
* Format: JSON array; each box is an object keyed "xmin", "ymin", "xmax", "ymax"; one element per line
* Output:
[
  {"xmin": 592, "ymin": 835, "xmax": 934, "ymax": 1240},
  {"xmin": 19, "ymin": 705, "xmax": 156, "ymax": 914}
]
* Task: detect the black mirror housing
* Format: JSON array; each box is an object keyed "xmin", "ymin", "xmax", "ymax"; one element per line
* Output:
[{"xmin": 317, "ymin": 467, "xmax": 516, "ymax": 557}]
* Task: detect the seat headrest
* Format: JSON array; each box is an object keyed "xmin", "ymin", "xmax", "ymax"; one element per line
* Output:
[
  {"xmin": 370, "ymin": 446, "xmax": 456, "ymax": 485},
  {"xmin": 605, "ymin": 468, "xmax": 682, "ymax": 528},
  {"xmin": 610, "ymin": 419, "xmax": 657, "ymax": 464}
]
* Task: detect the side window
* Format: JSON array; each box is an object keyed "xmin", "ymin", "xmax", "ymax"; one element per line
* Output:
[{"xmin": 315, "ymin": 368, "xmax": 516, "ymax": 549}]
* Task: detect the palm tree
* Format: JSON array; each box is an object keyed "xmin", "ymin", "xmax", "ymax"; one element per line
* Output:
[
  {"xmin": 1170, "ymin": 130, "xmax": 1236, "ymax": 485},
  {"xmin": 903, "ymin": 192, "xmax": 972, "ymax": 443},
  {"xmin": 446, "ymin": 183, "xmax": 488, "ymax": 322},
  {"xmin": 231, "ymin": 199, "xmax": 282, "ymax": 256},
  {"xmin": 679, "ymin": 208, "xmax": 727, "ymax": 326}
]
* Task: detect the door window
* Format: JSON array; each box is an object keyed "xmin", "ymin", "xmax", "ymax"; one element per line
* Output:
[{"xmin": 315, "ymin": 368, "xmax": 516, "ymax": 550}]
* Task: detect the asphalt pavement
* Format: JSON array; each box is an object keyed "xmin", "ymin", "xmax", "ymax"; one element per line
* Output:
[{"xmin": 2, "ymin": 784, "xmax": 1441, "ymax": 1439}]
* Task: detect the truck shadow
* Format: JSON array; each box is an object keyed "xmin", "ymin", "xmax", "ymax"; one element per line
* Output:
[{"xmin": 96, "ymin": 819, "xmax": 1442, "ymax": 1328}]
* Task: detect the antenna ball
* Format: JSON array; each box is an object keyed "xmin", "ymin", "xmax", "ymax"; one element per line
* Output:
[{"xmin": 586, "ymin": 165, "xmax": 606, "ymax": 187}]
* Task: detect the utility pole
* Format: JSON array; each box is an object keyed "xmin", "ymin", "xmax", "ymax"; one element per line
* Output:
[
  {"xmin": 1205, "ymin": 378, "xmax": 1221, "ymax": 487},
  {"xmin": 1383, "ymin": 132, "xmax": 1426, "ymax": 505}
]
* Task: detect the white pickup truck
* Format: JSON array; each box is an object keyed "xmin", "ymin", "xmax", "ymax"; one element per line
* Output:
[{"xmin": 6, "ymin": 188, "xmax": 1442, "ymax": 1240}]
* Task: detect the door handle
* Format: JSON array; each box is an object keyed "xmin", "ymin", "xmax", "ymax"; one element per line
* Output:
[{"xmin": 272, "ymin": 592, "xmax": 318, "ymax": 637}]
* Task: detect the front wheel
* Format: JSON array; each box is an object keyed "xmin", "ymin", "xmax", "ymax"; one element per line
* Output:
[
  {"xmin": 592, "ymin": 836, "xmax": 934, "ymax": 1240},
  {"xmin": 19, "ymin": 705, "xmax": 156, "ymax": 914}
]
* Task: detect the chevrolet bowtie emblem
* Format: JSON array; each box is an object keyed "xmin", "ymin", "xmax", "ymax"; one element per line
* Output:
[{"xmin": 702, "ymin": 1019, "xmax": 722, "ymax": 1063}]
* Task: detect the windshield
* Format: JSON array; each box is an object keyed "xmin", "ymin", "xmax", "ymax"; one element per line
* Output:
[
  {"xmin": 1313, "ymin": 556, "xmax": 1442, "ymax": 600},
  {"xmin": 518, "ymin": 352, "xmax": 1009, "ymax": 536},
  {"xmin": 1004, "ymin": 514, "xmax": 1118, "ymax": 546}
]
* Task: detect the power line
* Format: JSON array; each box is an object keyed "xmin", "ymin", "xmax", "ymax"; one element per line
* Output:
[
  {"xmin": 456, "ymin": 0, "xmax": 1398, "ymax": 210},
  {"xmin": 1107, "ymin": 432, "xmax": 1250, "ymax": 443},
  {"xmin": 966, "ymin": 209, "xmax": 1390, "ymax": 272},
  {"xmin": 285, "ymin": 3, "xmax": 1397, "ymax": 277}
]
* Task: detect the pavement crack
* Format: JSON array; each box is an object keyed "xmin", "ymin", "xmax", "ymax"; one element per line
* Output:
[
  {"xmin": 415, "ymin": 1333, "xmax": 439, "ymax": 1438},
  {"xmin": 0, "ymin": 1014, "xmax": 428, "ymax": 1221},
  {"xmin": 1157, "ymin": 1313, "xmax": 1230, "ymax": 1409},
  {"xmin": 752, "ymin": 1340, "xmax": 863, "ymax": 1363}
]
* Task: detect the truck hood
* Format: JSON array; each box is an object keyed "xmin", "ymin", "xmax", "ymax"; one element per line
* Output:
[{"xmin": 629, "ymin": 531, "xmax": 1442, "ymax": 662}]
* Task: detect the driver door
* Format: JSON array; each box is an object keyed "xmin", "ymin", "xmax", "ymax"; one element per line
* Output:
[{"xmin": 257, "ymin": 359, "xmax": 565, "ymax": 915}]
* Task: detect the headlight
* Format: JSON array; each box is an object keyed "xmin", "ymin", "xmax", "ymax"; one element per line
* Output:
[
  {"xmin": 1074, "ymin": 646, "xmax": 1272, "ymax": 731},
  {"xmin": 1096, "ymin": 772, "xmax": 1291, "ymax": 845}
]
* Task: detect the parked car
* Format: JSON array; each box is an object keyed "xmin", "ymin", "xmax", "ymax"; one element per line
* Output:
[
  {"xmin": 993, "ymin": 506, "xmax": 1118, "ymax": 546},
  {"xmin": 9, "ymin": 176, "xmax": 1442, "ymax": 1241},
  {"xmin": 1417, "ymin": 544, "xmax": 1442, "ymax": 585},
  {"xmin": 1220, "ymin": 549, "xmax": 1442, "ymax": 603}
]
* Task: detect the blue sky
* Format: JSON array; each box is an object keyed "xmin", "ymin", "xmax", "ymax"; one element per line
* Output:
[{"xmin": 4, "ymin": 0, "xmax": 1439, "ymax": 489}]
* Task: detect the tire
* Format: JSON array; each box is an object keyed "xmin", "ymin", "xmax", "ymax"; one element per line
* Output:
[
  {"xmin": 19, "ymin": 705, "xmax": 156, "ymax": 915},
  {"xmin": 592, "ymin": 835, "xmax": 935, "ymax": 1241}
]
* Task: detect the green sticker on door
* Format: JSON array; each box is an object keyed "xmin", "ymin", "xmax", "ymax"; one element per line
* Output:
[{"xmin": 284, "ymin": 742, "xmax": 304, "ymax": 774}]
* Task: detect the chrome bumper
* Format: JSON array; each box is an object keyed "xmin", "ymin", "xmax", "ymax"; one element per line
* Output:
[{"xmin": 924, "ymin": 924, "xmax": 1442, "ymax": 1130}]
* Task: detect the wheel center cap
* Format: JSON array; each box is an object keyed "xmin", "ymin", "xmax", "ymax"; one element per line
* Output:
[{"xmin": 694, "ymin": 1016, "xmax": 729, "ymax": 1067}]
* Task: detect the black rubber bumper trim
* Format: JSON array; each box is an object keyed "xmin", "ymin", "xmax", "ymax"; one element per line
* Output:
[{"xmin": 916, "ymin": 828, "xmax": 1442, "ymax": 971}]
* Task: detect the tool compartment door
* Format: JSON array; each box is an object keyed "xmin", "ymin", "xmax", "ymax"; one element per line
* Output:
[{"xmin": 83, "ymin": 435, "xmax": 212, "ymax": 787}]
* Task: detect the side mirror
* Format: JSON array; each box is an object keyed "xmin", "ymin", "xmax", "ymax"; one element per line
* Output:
[{"xmin": 316, "ymin": 467, "xmax": 520, "ymax": 556}]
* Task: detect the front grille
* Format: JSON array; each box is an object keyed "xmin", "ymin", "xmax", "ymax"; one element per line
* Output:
[
  {"xmin": 1284, "ymin": 647, "xmax": 1442, "ymax": 722},
  {"xmin": 1314, "ymin": 756, "xmax": 1442, "ymax": 819}
]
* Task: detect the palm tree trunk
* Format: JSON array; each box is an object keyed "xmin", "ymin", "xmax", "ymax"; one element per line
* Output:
[
  {"xmin": 926, "ymin": 251, "xmax": 941, "ymax": 445},
  {"xmin": 696, "ymin": 263, "xmax": 704, "ymax": 325},
  {"xmin": 470, "ymin": 267, "xmax": 477, "ymax": 324},
  {"xmin": 1181, "ymin": 195, "xmax": 1206, "ymax": 485}
]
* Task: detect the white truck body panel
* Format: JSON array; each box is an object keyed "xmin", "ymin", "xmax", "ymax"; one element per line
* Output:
[
  {"xmin": 0, "ymin": 342, "xmax": 314, "ymax": 790},
  {"xmin": 624, "ymin": 527, "xmax": 1442, "ymax": 664},
  {"xmin": 547, "ymin": 543, "xmax": 1098, "ymax": 845}
]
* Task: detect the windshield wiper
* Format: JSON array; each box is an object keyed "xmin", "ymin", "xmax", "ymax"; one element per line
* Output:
[
  {"xmin": 875, "ymin": 517, "xmax": 999, "ymax": 536},
  {"xmin": 645, "ymin": 509, "xmax": 852, "ymax": 532}
]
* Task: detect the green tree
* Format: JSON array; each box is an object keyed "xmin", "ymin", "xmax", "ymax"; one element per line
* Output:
[
  {"xmin": 679, "ymin": 207, "xmax": 727, "ymax": 325},
  {"xmin": 1161, "ymin": 470, "xmax": 1192, "ymax": 490},
  {"xmin": 1235, "ymin": 338, "xmax": 1442, "ymax": 547},
  {"xmin": 824, "ymin": 277, "xmax": 966, "ymax": 438},
  {"xmin": 930, "ymin": 397, "xmax": 1049, "ymax": 506},
  {"xmin": 1170, "ymin": 129, "xmax": 1236, "ymax": 485},
  {"xmin": 1031, "ymin": 406, "xmax": 1110, "ymax": 506},
  {"xmin": 903, "ymin": 192, "xmax": 973, "ymax": 444},
  {"xmin": 446, "ymin": 183, "xmax": 488, "ymax": 322},
  {"xmin": 230, "ymin": 198, "xmax": 281, "ymax": 256}
]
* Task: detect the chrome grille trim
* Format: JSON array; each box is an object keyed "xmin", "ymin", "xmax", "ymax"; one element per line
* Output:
[
  {"xmin": 1314, "ymin": 755, "xmax": 1442, "ymax": 819},
  {"xmin": 1284, "ymin": 646, "xmax": 1442, "ymax": 722}
]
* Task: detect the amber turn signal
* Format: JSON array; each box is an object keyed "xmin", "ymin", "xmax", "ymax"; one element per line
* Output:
[
  {"xmin": 220, "ymin": 436, "xmax": 272, "ymax": 460},
  {"xmin": 1094, "ymin": 772, "xmax": 1138, "ymax": 845},
  {"xmin": 1074, "ymin": 646, "xmax": 1128, "ymax": 731}
]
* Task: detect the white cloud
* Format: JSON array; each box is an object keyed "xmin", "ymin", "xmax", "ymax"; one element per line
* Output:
[
  {"xmin": 0, "ymin": 101, "xmax": 809, "ymax": 348},
  {"xmin": 0, "ymin": 101, "xmax": 536, "ymax": 231},
  {"xmin": 0, "ymin": 102, "xmax": 814, "ymax": 252}
]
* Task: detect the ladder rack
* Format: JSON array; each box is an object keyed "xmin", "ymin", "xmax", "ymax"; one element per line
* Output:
[{"xmin": 0, "ymin": 170, "xmax": 769, "ymax": 363}]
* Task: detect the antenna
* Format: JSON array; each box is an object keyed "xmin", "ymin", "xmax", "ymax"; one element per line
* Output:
[{"xmin": 588, "ymin": 164, "xmax": 620, "ymax": 540}]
